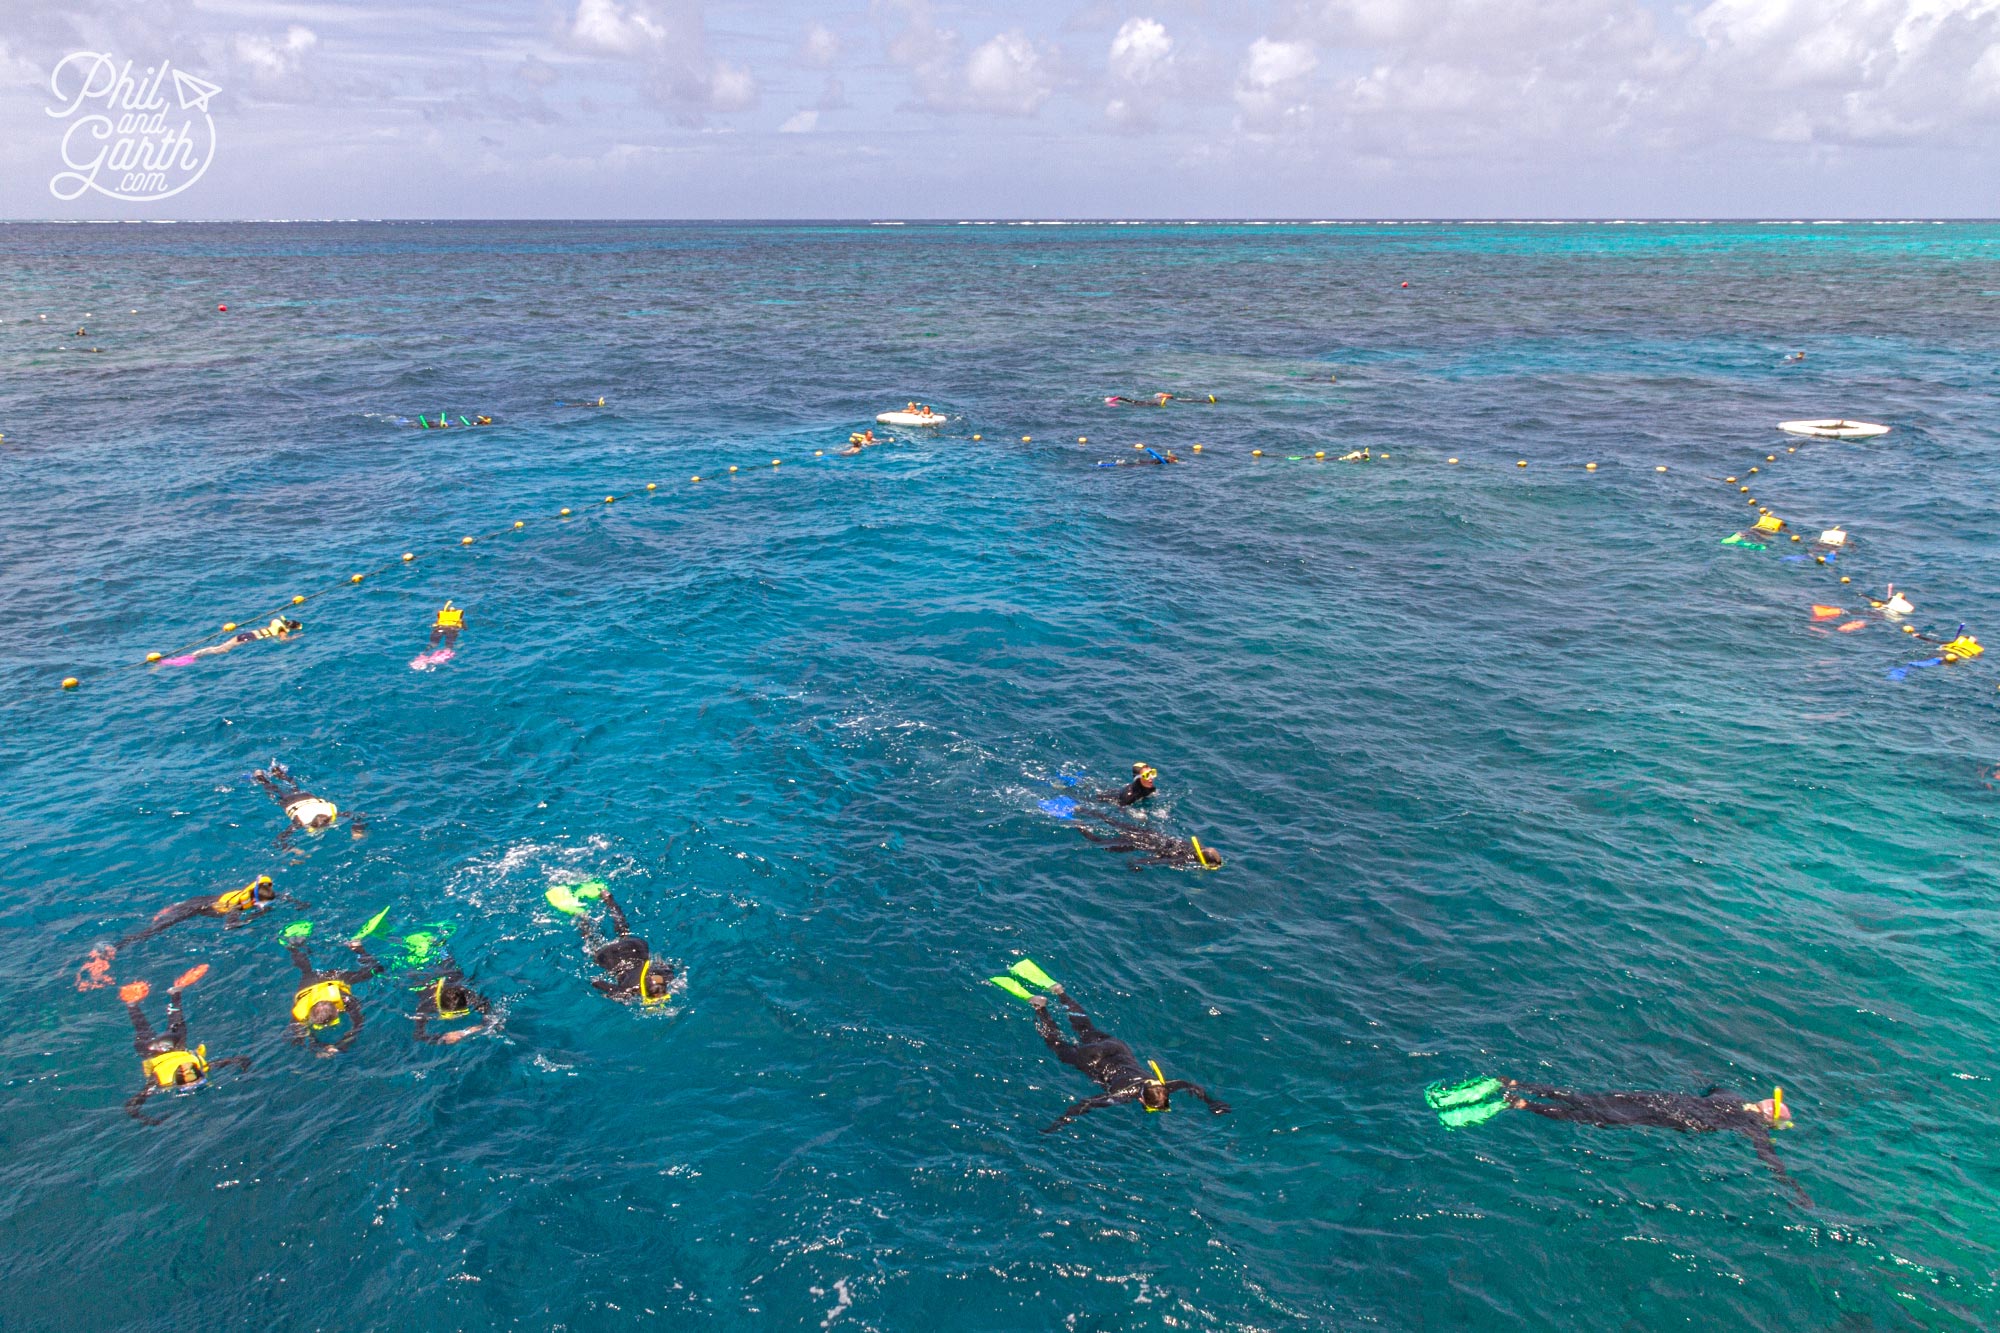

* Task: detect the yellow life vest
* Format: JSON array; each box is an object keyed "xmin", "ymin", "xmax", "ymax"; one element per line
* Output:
[
  {"xmin": 213, "ymin": 876, "xmax": 271, "ymax": 913},
  {"xmin": 637, "ymin": 959, "xmax": 669, "ymax": 1006},
  {"xmin": 435, "ymin": 607, "xmax": 463, "ymax": 629},
  {"xmin": 292, "ymin": 979, "xmax": 352, "ymax": 1026},
  {"xmin": 253, "ymin": 619, "xmax": 290, "ymax": 639},
  {"xmin": 143, "ymin": 1046, "xmax": 208, "ymax": 1088},
  {"xmin": 432, "ymin": 977, "xmax": 471, "ymax": 1019}
]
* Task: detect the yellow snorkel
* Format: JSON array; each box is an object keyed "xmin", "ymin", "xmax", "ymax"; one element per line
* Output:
[
  {"xmin": 1772, "ymin": 1086, "xmax": 1789, "ymax": 1129},
  {"xmin": 1145, "ymin": 1059, "xmax": 1169, "ymax": 1112},
  {"xmin": 1189, "ymin": 836, "xmax": 1214, "ymax": 870}
]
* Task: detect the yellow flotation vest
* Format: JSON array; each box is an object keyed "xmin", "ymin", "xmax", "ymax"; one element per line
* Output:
[
  {"xmin": 213, "ymin": 875, "xmax": 272, "ymax": 913},
  {"xmin": 252, "ymin": 619, "xmax": 290, "ymax": 640},
  {"xmin": 143, "ymin": 1046, "xmax": 208, "ymax": 1088},
  {"xmin": 432, "ymin": 977, "xmax": 471, "ymax": 1019},
  {"xmin": 1942, "ymin": 634, "xmax": 1983, "ymax": 661},
  {"xmin": 292, "ymin": 979, "xmax": 352, "ymax": 1027},
  {"xmin": 434, "ymin": 606, "xmax": 463, "ymax": 630}
]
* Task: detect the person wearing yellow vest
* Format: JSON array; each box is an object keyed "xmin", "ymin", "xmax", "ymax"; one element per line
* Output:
[
  {"xmin": 120, "ymin": 967, "xmax": 250, "ymax": 1124},
  {"xmin": 188, "ymin": 616, "xmax": 302, "ymax": 660},
  {"xmin": 253, "ymin": 761, "xmax": 367, "ymax": 851},
  {"xmin": 545, "ymin": 881, "xmax": 676, "ymax": 1005},
  {"xmin": 410, "ymin": 956, "xmax": 498, "ymax": 1045},
  {"xmin": 429, "ymin": 601, "xmax": 464, "ymax": 652},
  {"xmin": 283, "ymin": 927, "xmax": 384, "ymax": 1054},
  {"xmin": 75, "ymin": 874, "xmax": 292, "ymax": 990}
]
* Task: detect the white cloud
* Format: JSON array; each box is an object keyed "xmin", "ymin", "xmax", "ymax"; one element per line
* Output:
[
  {"xmin": 779, "ymin": 108, "xmax": 818, "ymax": 132},
  {"xmin": 710, "ymin": 60, "xmax": 756, "ymax": 111},
  {"xmin": 803, "ymin": 22, "xmax": 840, "ymax": 67},
  {"xmin": 567, "ymin": 0, "xmax": 663, "ymax": 57},
  {"xmin": 1109, "ymin": 17, "xmax": 1172, "ymax": 84},
  {"xmin": 965, "ymin": 31, "xmax": 1054, "ymax": 115},
  {"xmin": 560, "ymin": 0, "xmax": 757, "ymax": 115},
  {"xmin": 1235, "ymin": 37, "xmax": 1318, "ymax": 131},
  {"xmin": 234, "ymin": 25, "xmax": 318, "ymax": 82}
]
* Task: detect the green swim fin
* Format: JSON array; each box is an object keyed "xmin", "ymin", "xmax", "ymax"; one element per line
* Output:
[
  {"xmin": 279, "ymin": 920, "xmax": 313, "ymax": 943},
  {"xmin": 574, "ymin": 879, "xmax": 607, "ymax": 901},
  {"xmin": 990, "ymin": 976, "xmax": 1035, "ymax": 1001},
  {"xmin": 1425, "ymin": 1077, "xmax": 1504, "ymax": 1111},
  {"xmin": 400, "ymin": 931, "xmax": 439, "ymax": 967},
  {"xmin": 545, "ymin": 885, "xmax": 587, "ymax": 917},
  {"xmin": 1438, "ymin": 1099, "xmax": 1510, "ymax": 1130},
  {"xmin": 1008, "ymin": 959, "xmax": 1058, "ymax": 990},
  {"xmin": 352, "ymin": 905, "xmax": 391, "ymax": 942}
]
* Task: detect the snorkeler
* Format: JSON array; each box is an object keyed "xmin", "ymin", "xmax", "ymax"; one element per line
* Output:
[
  {"xmin": 410, "ymin": 953, "xmax": 499, "ymax": 1045},
  {"xmin": 430, "ymin": 601, "xmax": 464, "ymax": 651},
  {"xmin": 282, "ymin": 924, "xmax": 384, "ymax": 1054},
  {"xmin": 120, "ymin": 967, "xmax": 250, "ymax": 1123},
  {"xmin": 76, "ymin": 874, "xmax": 295, "ymax": 990},
  {"xmin": 1094, "ymin": 762, "xmax": 1158, "ymax": 808},
  {"xmin": 1338, "ymin": 447, "xmax": 1371, "ymax": 462},
  {"xmin": 1104, "ymin": 393, "xmax": 1174, "ymax": 406},
  {"xmin": 546, "ymin": 880, "xmax": 675, "ymax": 1006},
  {"xmin": 189, "ymin": 617, "xmax": 301, "ymax": 659},
  {"xmin": 841, "ymin": 430, "xmax": 874, "ymax": 455},
  {"xmin": 1074, "ymin": 811, "xmax": 1222, "ymax": 870},
  {"xmin": 253, "ymin": 761, "xmax": 366, "ymax": 848},
  {"xmin": 989, "ymin": 959, "xmax": 1229, "ymax": 1132},
  {"xmin": 1425, "ymin": 1075, "xmax": 1809, "ymax": 1205}
]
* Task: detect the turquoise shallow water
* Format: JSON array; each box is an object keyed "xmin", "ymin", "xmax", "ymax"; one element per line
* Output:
[{"xmin": 2, "ymin": 221, "xmax": 1998, "ymax": 1330}]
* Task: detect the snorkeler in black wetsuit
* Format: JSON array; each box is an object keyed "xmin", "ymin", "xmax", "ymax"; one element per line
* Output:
[
  {"xmin": 1075, "ymin": 812, "xmax": 1222, "ymax": 869},
  {"xmin": 410, "ymin": 958, "xmax": 498, "ymax": 1045},
  {"xmin": 284, "ymin": 936, "xmax": 384, "ymax": 1054},
  {"xmin": 76, "ymin": 875, "xmax": 296, "ymax": 990},
  {"xmin": 253, "ymin": 762, "xmax": 367, "ymax": 849},
  {"xmin": 550, "ymin": 882, "xmax": 675, "ymax": 1006},
  {"xmin": 1504, "ymin": 1079, "xmax": 1809, "ymax": 1204},
  {"xmin": 120, "ymin": 969, "xmax": 250, "ymax": 1124},
  {"xmin": 1094, "ymin": 762, "xmax": 1157, "ymax": 807},
  {"xmin": 1029, "ymin": 985, "xmax": 1228, "ymax": 1132}
]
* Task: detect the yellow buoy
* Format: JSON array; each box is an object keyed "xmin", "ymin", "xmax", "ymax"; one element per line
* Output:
[
  {"xmin": 1251, "ymin": 449, "xmax": 1263, "ymax": 457},
  {"xmin": 605, "ymin": 495, "xmax": 615, "ymax": 502},
  {"xmin": 691, "ymin": 475, "xmax": 700, "ymax": 482},
  {"xmin": 461, "ymin": 536, "xmax": 474, "ymax": 546},
  {"xmin": 972, "ymin": 434, "xmax": 981, "ymax": 441},
  {"xmin": 1315, "ymin": 451, "xmax": 1326, "ymax": 459},
  {"xmin": 814, "ymin": 450, "xmax": 824, "ymax": 457},
  {"xmin": 1726, "ymin": 477, "xmax": 1736, "ymax": 483},
  {"xmin": 1022, "ymin": 435, "xmax": 1031, "ymax": 442},
  {"xmin": 1379, "ymin": 453, "xmax": 1390, "ymax": 459},
  {"xmin": 293, "ymin": 595, "xmax": 305, "ymax": 605},
  {"xmin": 1192, "ymin": 444, "xmax": 1202, "ymax": 452},
  {"xmin": 647, "ymin": 482, "xmax": 657, "ymax": 490},
  {"xmin": 772, "ymin": 459, "xmax": 781, "ymax": 467},
  {"xmin": 1655, "ymin": 466, "xmax": 1667, "ymax": 472},
  {"xmin": 1517, "ymin": 460, "xmax": 1527, "ymax": 468},
  {"xmin": 1905, "ymin": 625, "xmax": 1917, "ymax": 634},
  {"xmin": 1749, "ymin": 466, "xmax": 1759, "ymax": 473},
  {"xmin": 1134, "ymin": 443, "xmax": 1145, "ymax": 450},
  {"xmin": 146, "ymin": 652, "xmax": 162, "ymax": 663},
  {"xmin": 1787, "ymin": 446, "xmax": 1796, "ymax": 453},
  {"xmin": 1078, "ymin": 437, "xmax": 1087, "ymax": 444},
  {"xmin": 514, "ymin": 520, "xmax": 525, "ymax": 529},
  {"xmin": 1585, "ymin": 462, "xmax": 1597, "ymax": 471},
  {"xmin": 1790, "ymin": 534, "xmax": 1801, "ymax": 542},
  {"xmin": 351, "ymin": 574, "xmax": 364, "ymax": 584},
  {"xmin": 61, "ymin": 677, "xmax": 78, "ymax": 689},
  {"xmin": 1840, "ymin": 576, "xmax": 1850, "ymax": 584},
  {"xmin": 728, "ymin": 466, "xmax": 737, "ymax": 474},
  {"xmin": 222, "ymin": 622, "xmax": 236, "ymax": 632},
  {"xmin": 1766, "ymin": 455, "xmax": 1776, "ymax": 461},
  {"xmin": 402, "ymin": 552, "xmax": 414, "ymax": 562},
  {"xmin": 1739, "ymin": 486, "xmax": 1749, "ymax": 492},
  {"xmin": 560, "ymin": 508, "xmax": 572, "ymax": 517}
]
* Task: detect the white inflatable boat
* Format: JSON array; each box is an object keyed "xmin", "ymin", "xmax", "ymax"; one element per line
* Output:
[
  {"xmin": 876, "ymin": 410, "xmax": 947, "ymax": 427},
  {"xmin": 1777, "ymin": 419, "xmax": 1889, "ymax": 439}
]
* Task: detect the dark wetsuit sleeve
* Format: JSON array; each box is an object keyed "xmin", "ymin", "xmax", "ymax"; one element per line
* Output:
[
  {"xmin": 165, "ymin": 997, "xmax": 188, "ymax": 1048},
  {"xmin": 1164, "ymin": 1079, "xmax": 1230, "ymax": 1113},
  {"xmin": 125, "ymin": 1085, "xmax": 164, "ymax": 1124},
  {"xmin": 114, "ymin": 898, "xmax": 210, "ymax": 950},
  {"xmin": 1044, "ymin": 1089, "xmax": 1138, "ymax": 1132},
  {"xmin": 1742, "ymin": 1124, "xmax": 1813, "ymax": 1206},
  {"xmin": 335, "ymin": 944, "xmax": 385, "ymax": 985},
  {"xmin": 286, "ymin": 943, "xmax": 318, "ymax": 980},
  {"xmin": 126, "ymin": 1001, "xmax": 159, "ymax": 1054},
  {"xmin": 599, "ymin": 889, "xmax": 634, "ymax": 939}
]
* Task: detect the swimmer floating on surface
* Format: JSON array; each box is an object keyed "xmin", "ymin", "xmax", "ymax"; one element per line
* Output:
[
  {"xmin": 1424, "ymin": 1075, "xmax": 1810, "ymax": 1205},
  {"xmin": 1074, "ymin": 811, "xmax": 1222, "ymax": 870},
  {"xmin": 120, "ymin": 966, "xmax": 250, "ymax": 1124},
  {"xmin": 409, "ymin": 950, "xmax": 499, "ymax": 1045},
  {"xmin": 430, "ymin": 601, "xmax": 464, "ymax": 652},
  {"xmin": 253, "ymin": 761, "xmax": 366, "ymax": 849},
  {"xmin": 546, "ymin": 880, "xmax": 676, "ymax": 1006},
  {"xmin": 281, "ymin": 920, "xmax": 385, "ymax": 1055},
  {"xmin": 842, "ymin": 429, "xmax": 877, "ymax": 454},
  {"xmin": 990, "ymin": 959, "xmax": 1229, "ymax": 1132},
  {"xmin": 76, "ymin": 874, "xmax": 297, "ymax": 991},
  {"xmin": 182, "ymin": 617, "xmax": 301, "ymax": 661},
  {"xmin": 1094, "ymin": 762, "xmax": 1158, "ymax": 808}
]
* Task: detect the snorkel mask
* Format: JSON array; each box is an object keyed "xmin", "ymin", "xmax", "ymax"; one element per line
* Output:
[{"xmin": 1143, "ymin": 1060, "xmax": 1170, "ymax": 1112}]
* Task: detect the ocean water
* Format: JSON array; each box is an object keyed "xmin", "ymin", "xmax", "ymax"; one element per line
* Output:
[{"xmin": 2, "ymin": 220, "xmax": 1998, "ymax": 1331}]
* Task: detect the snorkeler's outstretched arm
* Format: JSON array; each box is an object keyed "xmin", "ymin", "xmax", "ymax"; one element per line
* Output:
[
  {"xmin": 1164, "ymin": 1079, "xmax": 1231, "ymax": 1114},
  {"xmin": 599, "ymin": 889, "xmax": 633, "ymax": 938},
  {"xmin": 1744, "ymin": 1126, "xmax": 1813, "ymax": 1207},
  {"xmin": 125, "ymin": 1084, "xmax": 166, "ymax": 1125},
  {"xmin": 336, "ymin": 942, "xmax": 384, "ymax": 984},
  {"xmin": 1032, "ymin": 1001, "xmax": 1072, "ymax": 1054},
  {"xmin": 1043, "ymin": 1089, "xmax": 1137, "ymax": 1132}
]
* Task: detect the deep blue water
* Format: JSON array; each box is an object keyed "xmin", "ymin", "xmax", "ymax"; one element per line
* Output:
[{"xmin": 2, "ymin": 221, "xmax": 1998, "ymax": 1330}]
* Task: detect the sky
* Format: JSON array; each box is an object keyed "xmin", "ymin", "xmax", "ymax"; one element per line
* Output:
[{"xmin": 3, "ymin": 0, "xmax": 2000, "ymax": 219}]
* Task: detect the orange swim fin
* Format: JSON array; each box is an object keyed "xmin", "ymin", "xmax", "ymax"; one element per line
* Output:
[
  {"xmin": 75, "ymin": 944, "xmax": 116, "ymax": 991},
  {"xmin": 1837, "ymin": 620, "xmax": 1867, "ymax": 633},
  {"xmin": 173, "ymin": 964, "xmax": 209, "ymax": 990},
  {"xmin": 118, "ymin": 980, "xmax": 150, "ymax": 1004},
  {"xmin": 1810, "ymin": 605, "xmax": 1844, "ymax": 620}
]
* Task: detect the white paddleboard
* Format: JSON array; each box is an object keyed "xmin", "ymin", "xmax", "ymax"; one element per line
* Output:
[
  {"xmin": 876, "ymin": 411, "xmax": 946, "ymax": 427},
  {"xmin": 1777, "ymin": 419, "xmax": 1889, "ymax": 438}
]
